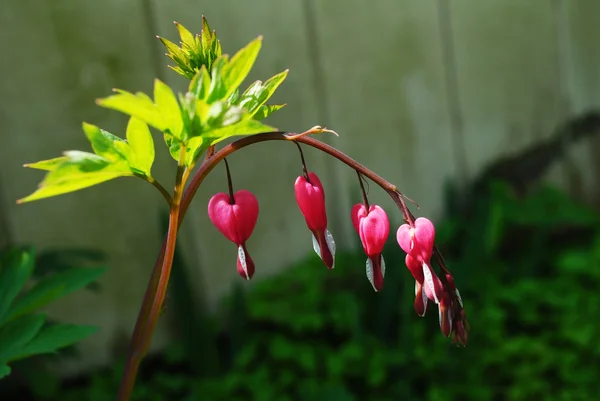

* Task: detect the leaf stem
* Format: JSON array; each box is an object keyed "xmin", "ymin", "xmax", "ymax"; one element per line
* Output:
[
  {"xmin": 118, "ymin": 147, "xmax": 187, "ymax": 401},
  {"xmin": 147, "ymin": 176, "xmax": 173, "ymax": 206}
]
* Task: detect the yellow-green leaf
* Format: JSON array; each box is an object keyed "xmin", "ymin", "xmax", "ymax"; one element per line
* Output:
[
  {"xmin": 153, "ymin": 79, "xmax": 183, "ymax": 138},
  {"xmin": 18, "ymin": 152, "xmax": 132, "ymax": 204},
  {"xmin": 82, "ymin": 123, "xmax": 130, "ymax": 163},
  {"xmin": 218, "ymin": 37, "xmax": 263, "ymax": 102},
  {"xmin": 239, "ymin": 69, "xmax": 288, "ymax": 116},
  {"xmin": 97, "ymin": 90, "xmax": 168, "ymax": 133},
  {"xmin": 189, "ymin": 66, "xmax": 211, "ymax": 100},
  {"xmin": 24, "ymin": 157, "xmax": 68, "ymax": 171},
  {"xmin": 254, "ymin": 104, "xmax": 286, "ymax": 120},
  {"xmin": 125, "ymin": 118, "xmax": 155, "ymax": 175},
  {"xmin": 205, "ymin": 118, "xmax": 276, "ymax": 147}
]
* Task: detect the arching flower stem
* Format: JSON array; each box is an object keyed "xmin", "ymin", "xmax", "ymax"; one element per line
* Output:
[{"xmin": 119, "ymin": 129, "xmax": 463, "ymax": 400}]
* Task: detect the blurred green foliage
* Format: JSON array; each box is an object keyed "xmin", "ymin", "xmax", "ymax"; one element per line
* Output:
[{"xmin": 27, "ymin": 181, "xmax": 600, "ymax": 400}]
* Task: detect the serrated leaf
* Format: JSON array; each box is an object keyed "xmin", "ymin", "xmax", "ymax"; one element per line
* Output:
[
  {"xmin": 207, "ymin": 56, "xmax": 229, "ymax": 103},
  {"xmin": 153, "ymin": 79, "xmax": 183, "ymax": 138},
  {"xmin": 0, "ymin": 364, "xmax": 10, "ymax": 379},
  {"xmin": 158, "ymin": 36, "xmax": 186, "ymax": 65},
  {"xmin": 189, "ymin": 66, "xmax": 210, "ymax": 100},
  {"xmin": 0, "ymin": 314, "xmax": 45, "ymax": 361},
  {"xmin": 24, "ymin": 157, "xmax": 68, "ymax": 171},
  {"xmin": 184, "ymin": 136, "xmax": 205, "ymax": 167},
  {"xmin": 164, "ymin": 134, "xmax": 183, "ymax": 161},
  {"xmin": 97, "ymin": 90, "xmax": 167, "ymax": 133},
  {"xmin": 176, "ymin": 22, "xmax": 196, "ymax": 50},
  {"xmin": 206, "ymin": 102, "xmax": 245, "ymax": 129},
  {"xmin": 7, "ymin": 267, "xmax": 107, "ymax": 322},
  {"xmin": 254, "ymin": 104, "xmax": 286, "ymax": 120},
  {"xmin": 217, "ymin": 37, "xmax": 263, "ymax": 102},
  {"xmin": 9, "ymin": 324, "xmax": 98, "ymax": 362},
  {"xmin": 82, "ymin": 123, "xmax": 130, "ymax": 163},
  {"xmin": 126, "ymin": 117, "xmax": 155, "ymax": 175},
  {"xmin": 205, "ymin": 118, "xmax": 276, "ymax": 147},
  {"xmin": 18, "ymin": 151, "xmax": 132, "ymax": 203},
  {"xmin": 0, "ymin": 248, "xmax": 35, "ymax": 324},
  {"xmin": 239, "ymin": 70, "xmax": 288, "ymax": 115}
]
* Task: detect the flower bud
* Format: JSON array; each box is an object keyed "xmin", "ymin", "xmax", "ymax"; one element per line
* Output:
[
  {"xmin": 294, "ymin": 172, "xmax": 335, "ymax": 269},
  {"xmin": 351, "ymin": 204, "xmax": 389, "ymax": 291}
]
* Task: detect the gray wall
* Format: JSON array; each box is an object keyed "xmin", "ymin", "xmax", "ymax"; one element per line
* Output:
[{"xmin": 1, "ymin": 0, "xmax": 599, "ymax": 374}]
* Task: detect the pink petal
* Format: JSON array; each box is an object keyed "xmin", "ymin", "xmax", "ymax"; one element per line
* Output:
[
  {"xmin": 412, "ymin": 217, "xmax": 435, "ymax": 260},
  {"xmin": 405, "ymin": 254, "xmax": 424, "ymax": 283},
  {"xmin": 294, "ymin": 172, "xmax": 327, "ymax": 231},
  {"xmin": 208, "ymin": 190, "xmax": 259, "ymax": 245},
  {"xmin": 359, "ymin": 205, "xmax": 389, "ymax": 257},
  {"xmin": 351, "ymin": 203, "xmax": 367, "ymax": 234},
  {"xmin": 232, "ymin": 190, "xmax": 259, "ymax": 242},
  {"xmin": 396, "ymin": 224, "xmax": 414, "ymax": 254},
  {"xmin": 414, "ymin": 281, "xmax": 428, "ymax": 317}
]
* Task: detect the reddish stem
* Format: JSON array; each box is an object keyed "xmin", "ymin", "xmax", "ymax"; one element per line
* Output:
[{"xmin": 119, "ymin": 130, "xmax": 461, "ymax": 401}]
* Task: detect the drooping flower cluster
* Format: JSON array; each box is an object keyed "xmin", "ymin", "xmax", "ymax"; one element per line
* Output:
[
  {"xmin": 206, "ymin": 149, "xmax": 468, "ymax": 346},
  {"xmin": 397, "ymin": 217, "xmax": 468, "ymax": 345}
]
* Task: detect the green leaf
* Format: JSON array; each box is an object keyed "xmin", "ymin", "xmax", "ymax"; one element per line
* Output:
[
  {"xmin": 125, "ymin": 117, "xmax": 155, "ymax": 175},
  {"xmin": 153, "ymin": 79, "xmax": 183, "ymax": 138},
  {"xmin": 0, "ymin": 364, "xmax": 10, "ymax": 379},
  {"xmin": 18, "ymin": 151, "xmax": 132, "ymax": 203},
  {"xmin": 9, "ymin": 324, "xmax": 98, "ymax": 362},
  {"xmin": 205, "ymin": 118, "xmax": 276, "ymax": 147},
  {"xmin": 0, "ymin": 314, "xmax": 45, "ymax": 362},
  {"xmin": 206, "ymin": 56, "xmax": 229, "ymax": 103},
  {"xmin": 0, "ymin": 248, "xmax": 35, "ymax": 324},
  {"xmin": 97, "ymin": 89, "xmax": 168, "ymax": 133},
  {"xmin": 7, "ymin": 267, "xmax": 107, "ymax": 322},
  {"xmin": 164, "ymin": 134, "xmax": 183, "ymax": 161},
  {"xmin": 184, "ymin": 136, "xmax": 205, "ymax": 167},
  {"xmin": 189, "ymin": 66, "xmax": 211, "ymax": 100},
  {"xmin": 159, "ymin": 36, "xmax": 187, "ymax": 66},
  {"xmin": 216, "ymin": 37, "xmax": 263, "ymax": 102},
  {"xmin": 239, "ymin": 70, "xmax": 288, "ymax": 115},
  {"xmin": 175, "ymin": 22, "xmax": 196, "ymax": 49},
  {"xmin": 254, "ymin": 104, "xmax": 286, "ymax": 120},
  {"xmin": 82, "ymin": 123, "xmax": 130, "ymax": 163},
  {"xmin": 24, "ymin": 157, "xmax": 69, "ymax": 171},
  {"xmin": 206, "ymin": 102, "xmax": 245, "ymax": 129}
]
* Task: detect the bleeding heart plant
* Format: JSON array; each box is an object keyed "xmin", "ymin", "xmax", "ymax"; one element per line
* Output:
[{"xmin": 17, "ymin": 16, "xmax": 469, "ymax": 401}]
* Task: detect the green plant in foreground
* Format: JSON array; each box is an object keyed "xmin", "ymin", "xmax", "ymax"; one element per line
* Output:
[
  {"xmin": 0, "ymin": 247, "xmax": 106, "ymax": 379},
  {"xmin": 17, "ymin": 16, "xmax": 468, "ymax": 400}
]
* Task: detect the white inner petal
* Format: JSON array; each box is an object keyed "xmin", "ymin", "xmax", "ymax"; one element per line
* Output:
[
  {"xmin": 422, "ymin": 262, "xmax": 439, "ymax": 303},
  {"xmin": 438, "ymin": 304, "xmax": 443, "ymax": 327},
  {"xmin": 311, "ymin": 234, "xmax": 321, "ymax": 258},
  {"xmin": 455, "ymin": 288, "xmax": 464, "ymax": 308},
  {"xmin": 238, "ymin": 245, "xmax": 249, "ymax": 280},
  {"xmin": 325, "ymin": 229, "xmax": 336, "ymax": 269},
  {"xmin": 415, "ymin": 281, "xmax": 419, "ymax": 296},
  {"xmin": 380, "ymin": 254, "xmax": 386, "ymax": 277},
  {"xmin": 366, "ymin": 257, "xmax": 376, "ymax": 292},
  {"xmin": 421, "ymin": 284, "xmax": 428, "ymax": 316}
]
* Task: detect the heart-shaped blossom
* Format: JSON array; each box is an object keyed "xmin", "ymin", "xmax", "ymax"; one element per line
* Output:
[
  {"xmin": 208, "ymin": 190, "xmax": 259, "ymax": 280},
  {"xmin": 351, "ymin": 204, "xmax": 389, "ymax": 291},
  {"xmin": 294, "ymin": 172, "xmax": 335, "ymax": 269},
  {"xmin": 397, "ymin": 217, "xmax": 444, "ymax": 305}
]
